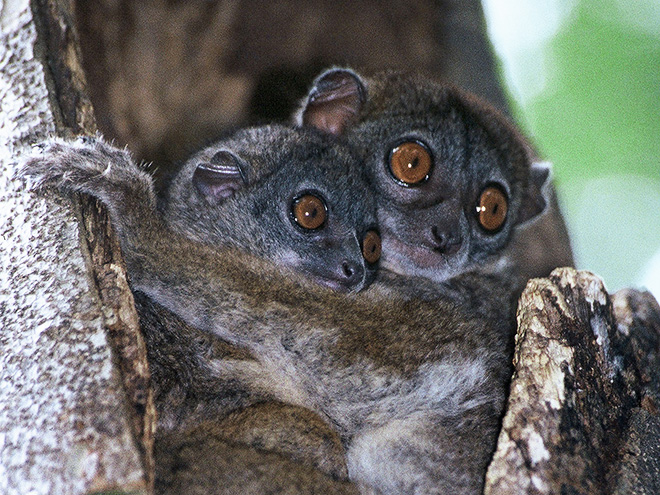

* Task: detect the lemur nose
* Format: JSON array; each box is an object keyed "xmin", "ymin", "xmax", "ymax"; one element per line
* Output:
[
  {"xmin": 342, "ymin": 260, "xmax": 355, "ymax": 278},
  {"xmin": 341, "ymin": 259, "xmax": 365, "ymax": 282},
  {"xmin": 430, "ymin": 226, "xmax": 462, "ymax": 255},
  {"xmin": 327, "ymin": 258, "xmax": 368, "ymax": 293}
]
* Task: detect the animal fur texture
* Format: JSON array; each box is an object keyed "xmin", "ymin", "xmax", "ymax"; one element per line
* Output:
[
  {"xmin": 296, "ymin": 68, "xmax": 574, "ymax": 291},
  {"xmin": 25, "ymin": 128, "xmax": 511, "ymax": 494},
  {"xmin": 23, "ymin": 71, "xmax": 573, "ymax": 494}
]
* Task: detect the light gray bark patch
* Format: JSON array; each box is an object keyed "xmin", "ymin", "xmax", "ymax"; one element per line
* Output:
[{"xmin": 0, "ymin": 2, "xmax": 148, "ymax": 494}]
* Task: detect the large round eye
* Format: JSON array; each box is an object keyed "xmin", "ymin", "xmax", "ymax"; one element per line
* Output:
[
  {"xmin": 292, "ymin": 194, "xmax": 327, "ymax": 230},
  {"xmin": 476, "ymin": 186, "xmax": 508, "ymax": 232},
  {"xmin": 362, "ymin": 230, "xmax": 382, "ymax": 264},
  {"xmin": 389, "ymin": 141, "xmax": 432, "ymax": 185}
]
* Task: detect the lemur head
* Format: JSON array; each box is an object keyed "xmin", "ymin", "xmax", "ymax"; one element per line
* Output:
[
  {"xmin": 165, "ymin": 124, "xmax": 381, "ymax": 293},
  {"xmin": 296, "ymin": 68, "xmax": 553, "ymax": 283}
]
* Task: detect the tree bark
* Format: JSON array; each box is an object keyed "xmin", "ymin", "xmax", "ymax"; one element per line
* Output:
[
  {"xmin": 0, "ymin": 1, "xmax": 154, "ymax": 494},
  {"xmin": 486, "ymin": 267, "xmax": 660, "ymax": 494}
]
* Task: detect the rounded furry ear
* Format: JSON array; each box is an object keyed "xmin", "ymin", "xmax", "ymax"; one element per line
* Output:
[
  {"xmin": 296, "ymin": 68, "xmax": 366, "ymax": 136},
  {"xmin": 517, "ymin": 161, "xmax": 552, "ymax": 225},
  {"xmin": 192, "ymin": 150, "xmax": 246, "ymax": 203}
]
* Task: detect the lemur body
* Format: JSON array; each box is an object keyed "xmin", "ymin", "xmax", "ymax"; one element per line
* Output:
[
  {"xmin": 25, "ymin": 128, "xmax": 507, "ymax": 494},
  {"xmin": 24, "ymin": 71, "xmax": 573, "ymax": 493}
]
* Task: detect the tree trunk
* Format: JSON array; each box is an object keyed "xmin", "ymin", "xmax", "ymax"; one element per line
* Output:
[
  {"xmin": 0, "ymin": 1, "xmax": 154, "ymax": 494},
  {"xmin": 486, "ymin": 268, "xmax": 660, "ymax": 494}
]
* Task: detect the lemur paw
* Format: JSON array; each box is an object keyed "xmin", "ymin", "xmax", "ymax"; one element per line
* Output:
[
  {"xmin": 20, "ymin": 134, "xmax": 145, "ymax": 196},
  {"xmin": 19, "ymin": 135, "xmax": 157, "ymax": 215}
]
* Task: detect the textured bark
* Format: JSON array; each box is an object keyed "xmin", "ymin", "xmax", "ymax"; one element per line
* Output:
[
  {"xmin": 485, "ymin": 268, "xmax": 660, "ymax": 494},
  {"xmin": 0, "ymin": 1, "xmax": 153, "ymax": 494}
]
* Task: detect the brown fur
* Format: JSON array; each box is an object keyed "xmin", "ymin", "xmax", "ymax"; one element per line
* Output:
[{"xmin": 25, "ymin": 130, "xmax": 512, "ymax": 493}]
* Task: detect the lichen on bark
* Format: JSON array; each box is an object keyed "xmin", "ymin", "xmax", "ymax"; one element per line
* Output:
[
  {"xmin": 486, "ymin": 267, "xmax": 660, "ymax": 494},
  {"xmin": 0, "ymin": 1, "xmax": 153, "ymax": 494}
]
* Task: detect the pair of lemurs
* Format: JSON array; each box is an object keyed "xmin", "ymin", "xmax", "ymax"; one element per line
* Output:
[{"xmin": 24, "ymin": 68, "xmax": 573, "ymax": 494}]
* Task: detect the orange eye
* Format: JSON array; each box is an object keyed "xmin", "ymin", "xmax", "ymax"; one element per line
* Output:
[
  {"xmin": 476, "ymin": 186, "xmax": 508, "ymax": 232},
  {"xmin": 389, "ymin": 141, "xmax": 432, "ymax": 185},
  {"xmin": 362, "ymin": 230, "xmax": 382, "ymax": 264},
  {"xmin": 292, "ymin": 194, "xmax": 327, "ymax": 230}
]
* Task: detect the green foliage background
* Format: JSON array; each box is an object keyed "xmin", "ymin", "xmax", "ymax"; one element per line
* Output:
[{"xmin": 484, "ymin": 0, "xmax": 660, "ymax": 296}]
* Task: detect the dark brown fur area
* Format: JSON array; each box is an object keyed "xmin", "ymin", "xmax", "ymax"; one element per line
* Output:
[{"xmin": 74, "ymin": 0, "xmax": 508, "ymax": 179}]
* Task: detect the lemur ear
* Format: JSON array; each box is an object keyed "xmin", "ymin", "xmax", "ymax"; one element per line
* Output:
[
  {"xmin": 192, "ymin": 150, "xmax": 246, "ymax": 202},
  {"xmin": 297, "ymin": 68, "xmax": 366, "ymax": 136},
  {"xmin": 516, "ymin": 161, "xmax": 552, "ymax": 225}
]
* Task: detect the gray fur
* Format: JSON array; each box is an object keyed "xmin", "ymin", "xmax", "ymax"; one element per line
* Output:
[
  {"xmin": 297, "ymin": 68, "xmax": 574, "ymax": 290},
  {"xmin": 23, "ymin": 130, "xmax": 510, "ymax": 494},
  {"xmin": 163, "ymin": 125, "xmax": 378, "ymax": 293}
]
